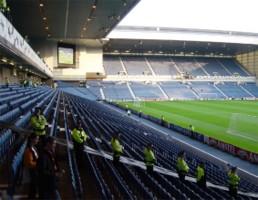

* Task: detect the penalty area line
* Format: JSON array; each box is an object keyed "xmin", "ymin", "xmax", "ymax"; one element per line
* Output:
[{"xmin": 227, "ymin": 130, "xmax": 258, "ymax": 142}]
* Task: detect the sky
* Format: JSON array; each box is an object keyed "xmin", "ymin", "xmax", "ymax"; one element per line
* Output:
[{"xmin": 118, "ymin": 0, "xmax": 258, "ymax": 34}]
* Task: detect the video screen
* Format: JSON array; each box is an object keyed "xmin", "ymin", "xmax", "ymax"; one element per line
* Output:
[{"xmin": 57, "ymin": 43, "xmax": 76, "ymax": 67}]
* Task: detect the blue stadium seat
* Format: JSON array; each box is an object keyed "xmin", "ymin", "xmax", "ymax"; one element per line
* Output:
[
  {"xmin": 60, "ymin": 91, "xmax": 258, "ymax": 199},
  {"xmin": 0, "ymin": 107, "xmax": 21, "ymax": 123},
  {"xmin": 0, "ymin": 103, "xmax": 9, "ymax": 115}
]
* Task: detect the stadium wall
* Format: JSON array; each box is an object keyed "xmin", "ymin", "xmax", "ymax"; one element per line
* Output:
[
  {"xmin": 236, "ymin": 50, "xmax": 258, "ymax": 79},
  {"xmin": 53, "ymin": 47, "xmax": 104, "ymax": 80},
  {"xmin": 0, "ymin": 13, "xmax": 52, "ymax": 78},
  {"xmin": 32, "ymin": 40, "xmax": 104, "ymax": 80}
]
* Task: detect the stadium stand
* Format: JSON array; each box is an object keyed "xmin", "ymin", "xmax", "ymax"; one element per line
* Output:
[
  {"xmin": 172, "ymin": 57, "xmax": 207, "ymax": 76},
  {"xmin": 0, "ymin": 0, "xmax": 258, "ymax": 200},
  {"xmin": 240, "ymin": 82, "xmax": 258, "ymax": 98},
  {"xmin": 103, "ymin": 56, "xmax": 125, "ymax": 75},
  {"xmin": 62, "ymin": 91, "xmax": 257, "ymax": 199},
  {"xmin": 121, "ymin": 56, "xmax": 152, "ymax": 75},
  {"xmin": 143, "ymin": 57, "xmax": 179, "ymax": 76},
  {"xmin": 0, "ymin": 2, "xmax": 257, "ymax": 199},
  {"xmin": 190, "ymin": 82, "xmax": 226, "ymax": 99},
  {"xmin": 219, "ymin": 58, "xmax": 250, "ymax": 77},
  {"xmin": 0, "ymin": 84, "xmax": 257, "ymax": 199},
  {"xmin": 130, "ymin": 82, "xmax": 166, "ymax": 99},
  {"xmin": 102, "ymin": 82, "xmax": 133, "ymax": 100},
  {"xmin": 216, "ymin": 82, "xmax": 254, "ymax": 99},
  {"xmin": 160, "ymin": 82, "xmax": 197, "ymax": 100},
  {"xmin": 74, "ymin": 79, "xmax": 258, "ymax": 101},
  {"xmin": 0, "ymin": 59, "xmax": 257, "ymax": 199},
  {"xmin": 195, "ymin": 58, "xmax": 232, "ymax": 76}
]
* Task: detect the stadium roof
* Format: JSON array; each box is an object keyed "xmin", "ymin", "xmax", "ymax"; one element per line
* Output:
[
  {"xmin": 117, "ymin": 0, "xmax": 258, "ymax": 34},
  {"xmin": 6, "ymin": 0, "xmax": 140, "ymax": 46},
  {"xmin": 1, "ymin": 0, "xmax": 139, "ymax": 77},
  {"xmin": 4, "ymin": 0, "xmax": 258, "ymax": 59},
  {"xmin": 105, "ymin": 0, "xmax": 258, "ymax": 56}
]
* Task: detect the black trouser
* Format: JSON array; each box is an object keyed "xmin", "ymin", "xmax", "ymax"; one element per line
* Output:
[
  {"xmin": 177, "ymin": 170, "xmax": 186, "ymax": 181},
  {"xmin": 44, "ymin": 189, "xmax": 61, "ymax": 200},
  {"xmin": 74, "ymin": 142, "xmax": 85, "ymax": 166},
  {"xmin": 229, "ymin": 185, "xmax": 238, "ymax": 197},
  {"xmin": 113, "ymin": 156, "xmax": 120, "ymax": 166},
  {"xmin": 28, "ymin": 168, "xmax": 38, "ymax": 199},
  {"xmin": 36, "ymin": 134, "xmax": 47, "ymax": 154},
  {"xmin": 146, "ymin": 165, "xmax": 154, "ymax": 174},
  {"xmin": 197, "ymin": 179, "xmax": 206, "ymax": 191},
  {"xmin": 113, "ymin": 151, "xmax": 122, "ymax": 167}
]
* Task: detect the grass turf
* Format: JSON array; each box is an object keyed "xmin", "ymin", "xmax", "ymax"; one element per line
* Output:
[{"xmin": 118, "ymin": 100, "xmax": 258, "ymax": 153}]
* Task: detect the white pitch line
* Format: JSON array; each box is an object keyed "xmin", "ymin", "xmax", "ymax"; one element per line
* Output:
[{"xmin": 227, "ymin": 130, "xmax": 258, "ymax": 142}]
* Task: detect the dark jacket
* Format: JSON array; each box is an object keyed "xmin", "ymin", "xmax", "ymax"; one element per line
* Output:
[{"xmin": 37, "ymin": 149, "xmax": 59, "ymax": 190}]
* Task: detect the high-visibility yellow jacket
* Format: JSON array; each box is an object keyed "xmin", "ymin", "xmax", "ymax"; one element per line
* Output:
[
  {"xmin": 30, "ymin": 115, "xmax": 47, "ymax": 135},
  {"xmin": 72, "ymin": 128, "xmax": 87, "ymax": 144},
  {"xmin": 228, "ymin": 171, "xmax": 240, "ymax": 187},
  {"xmin": 5, "ymin": 78, "xmax": 9, "ymax": 85},
  {"xmin": 0, "ymin": 0, "xmax": 7, "ymax": 11},
  {"xmin": 144, "ymin": 148, "xmax": 156, "ymax": 166},
  {"xmin": 111, "ymin": 139, "xmax": 122, "ymax": 157},
  {"xmin": 190, "ymin": 126, "xmax": 195, "ymax": 131},
  {"xmin": 177, "ymin": 157, "xmax": 189, "ymax": 172},
  {"xmin": 196, "ymin": 166, "xmax": 205, "ymax": 182}
]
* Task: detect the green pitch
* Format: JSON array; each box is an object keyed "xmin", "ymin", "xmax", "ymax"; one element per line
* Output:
[
  {"xmin": 58, "ymin": 51, "xmax": 73, "ymax": 64},
  {"xmin": 118, "ymin": 100, "xmax": 258, "ymax": 153}
]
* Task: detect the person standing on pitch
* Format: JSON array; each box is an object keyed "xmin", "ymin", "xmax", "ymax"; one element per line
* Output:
[
  {"xmin": 144, "ymin": 143, "xmax": 156, "ymax": 174},
  {"xmin": 110, "ymin": 131, "xmax": 123, "ymax": 166},
  {"xmin": 177, "ymin": 151, "xmax": 189, "ymax": 181},
  {"xmin": 196, "ymin": 161, "xmax": 206, "ymax": 190},
  {"xmin": 228, "ymin": 166, "xmax": 240, "ymax": 198}
]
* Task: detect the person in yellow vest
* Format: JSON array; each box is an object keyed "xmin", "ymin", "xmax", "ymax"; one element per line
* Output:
[
  {"xmin": 127, "ymin": 109, "xmax": 131, "ymax": 116},
  {"xmin": 4, "ymin": 76, "xmax": 9, "ymax": 88},
  {"xmin": 23, "ymin": 79, "xmax": 28, "ymax": 88},
  {"xmin": 161, "ymin": 115, "xmax": 165, "ymax": 126},
  {"xmin": 0, "ymin": 0, "xmax": 7, "ymax": 13},
  {"xmin": 177, "ymin": 151, "xmax": 189, "ymax": 181},
  {"xmin": 189, "ymin": 124, "xmax": 195, "ymax": 138},
  {"xmin": 110, "ymin": 132, "xmax": 123, "ymax": 166},
  {"xmin": 30, "ymin": 107, "xmax": 47, "ymax": 137},
  {"xmin": 196, "ymin": 161, "xmax": 206, "ymax": 190},
  {"xmin": 228, "ymin": 166, "xmax": 240, "ymax": 197},
  {"xmin": 138, "ymin": 109, "xmax": 142, "ymax": 117},
  {"xmin": 144, "ymin": 143, "xmax": 156, "ymax": 174},
  {"xmin": 72, "ymin": 120, "xmax": 87, "ymax": 166}
]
